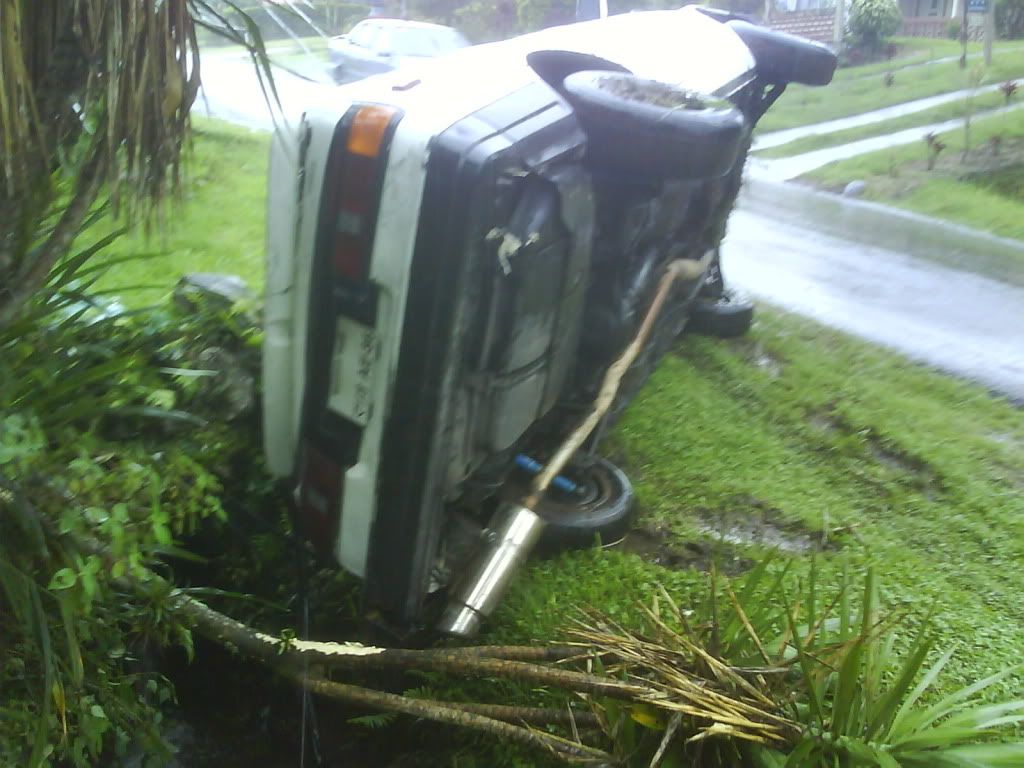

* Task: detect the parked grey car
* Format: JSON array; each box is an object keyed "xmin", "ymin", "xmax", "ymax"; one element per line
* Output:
[{"xmin": 327, "ymin": 19, "xmax": 470, "ymax": 81}]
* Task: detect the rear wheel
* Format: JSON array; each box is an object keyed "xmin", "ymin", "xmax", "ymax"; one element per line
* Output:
[
  {"xmin": 688, "ymin": 288, "xmax": 754, "ymax": 338},
  {"xmin": 726, "ymin": 20, "xmax": 837, "ymax": 87},
  {"xmin": 526, "ymin": 50, "xmax": 630, "ymax": 98},
  {"xmin": 561, "ymin": 71, "xmax": 747, "ymax": 180},
  {"xmin": 509, "ymin": 456, "xmax": 635, "ymax": 552}
]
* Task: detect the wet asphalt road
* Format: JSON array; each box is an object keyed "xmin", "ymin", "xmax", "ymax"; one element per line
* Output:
[
  {"xmin": 723, "ymin": 210, "xmax": 1024, "ymax": 402},
  {"xmin": 198, "ymin": 58, "xmax": 1024, "ymax": 402}
]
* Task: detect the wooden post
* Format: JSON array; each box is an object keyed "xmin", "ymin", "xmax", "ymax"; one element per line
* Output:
[
  {"xmin": 833, "ymin": 0, "xmax": 846, "ymax": 48},
  {"xmin": 984, "ymin": 0, "xmax": 995, "ymax": 65},
  {"xmin": 960, "ymin": 0, "xmax": 968, "ymax": 68}
]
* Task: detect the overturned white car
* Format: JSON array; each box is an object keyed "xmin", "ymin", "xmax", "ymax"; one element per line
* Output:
[{"xmin": 262, "ymin": 6, "xmax": 835, "ymax": 638}]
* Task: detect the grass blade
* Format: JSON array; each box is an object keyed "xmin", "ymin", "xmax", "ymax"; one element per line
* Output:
[
  {"xmin": 888, "ymin": 646, "xmax": 955, "ymax": 738},
  {"xmin": 865, "ymin": 634, "xmax": 935, "ymax": 739}
]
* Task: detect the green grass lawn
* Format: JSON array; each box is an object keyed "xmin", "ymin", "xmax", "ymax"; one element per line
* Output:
[
  {"xmin": 832, "ymin": 37, "xmax": 1023, "ymax": 82},
  {"xmin": 88, "ymin": 119, "xmax": 270, "ymax": 307},
  {"xmin": 759, "ymin": 43, "xmax": 1024, "ymax": 133},
  {"xmin": 755, "ymin": 90, "xmax": 1011, "ymax": 159},
  {"xmin": 801, "ymin": 107, "xmax": 1024, "ymax": 240}
]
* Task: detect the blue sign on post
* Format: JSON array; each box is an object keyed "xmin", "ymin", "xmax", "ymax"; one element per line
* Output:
[{"xmin": 968, "ymin": 0, "xmax": 988, "ymax": 11}]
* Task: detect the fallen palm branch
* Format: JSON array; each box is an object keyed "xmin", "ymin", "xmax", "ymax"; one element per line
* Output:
[
  {"xmin": 50, "ymin": 502, "xmax": 803, "ymax": 763},
  {"xmin": 172, "ymin": 575, "xmax": 798, "ymax": 763},
  {"xmin": 298, "ymin": 674, "xmax": 610, "ymax": 762},
  {"xmin": 567, "ymin": 611, "xmax": 799, "ymax": 750}
]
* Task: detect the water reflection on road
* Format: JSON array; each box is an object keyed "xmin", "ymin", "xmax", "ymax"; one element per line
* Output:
[{"xmin": 724, "ymin": 209, "xmax": 1024, "ymax": 402}]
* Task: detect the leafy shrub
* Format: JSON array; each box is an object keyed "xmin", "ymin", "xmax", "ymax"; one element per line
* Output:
[
  {"xmin": 924, "ymin": 132, "xmax": 947, "ymax": 170},
  {"xmin": 0, "ymin": 243, "xmax": 264, "ymax": 767},
  {"xmin": 848, "ymin": 0, "xmax": 903, "ymax": 54},
  {"xmin": 1001, "ymin": 79, "xmax": 1020, "ymax": 105},
  {"xmin": 997, "ymin": 0, "xmax": 1024, "ymax": 39}
]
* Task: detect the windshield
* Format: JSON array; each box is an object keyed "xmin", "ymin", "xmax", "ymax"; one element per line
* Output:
[{"xmin": 389, "ymin": 27, "xmax": 469, "ymax": 57}]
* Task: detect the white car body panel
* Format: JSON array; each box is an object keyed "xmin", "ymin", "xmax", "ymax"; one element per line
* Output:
[{"xmin": 263, "ymin": 6, "xmax": 758, "ymax": 576}]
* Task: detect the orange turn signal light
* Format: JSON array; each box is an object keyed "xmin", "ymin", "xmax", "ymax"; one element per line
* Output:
[{"xmin": 347, "ymin": 105, "xmax": 397, "ymax": 158}]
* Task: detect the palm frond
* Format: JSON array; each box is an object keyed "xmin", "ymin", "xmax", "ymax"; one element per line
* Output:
[{"xmin": 0, "ymin": 0, "xmax": 272, "ymax": 328}]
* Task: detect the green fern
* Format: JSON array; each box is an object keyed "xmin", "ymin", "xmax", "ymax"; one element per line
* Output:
[{"xmin": 348, "ymin": 712, "xmax": 399, "ymax": 730}]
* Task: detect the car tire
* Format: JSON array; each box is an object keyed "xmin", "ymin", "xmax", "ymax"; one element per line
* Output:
[
  {"xmin": 526, "ymin": 456, "xmax": 636, "ymax": 552},
  {"xmin": 726, "ymin": 20, "xmax": 837, "ymax": 87},
  {"xmin": 561, "ymin": 71, "xmax": 748, "ymax": 180},
  {"xmin": 687, "ymin": 288, "xmax": 754, "ymax": 338},
  {"xmin": 526, "ymin": 50, "xmax": 630, "ymax": 99}
]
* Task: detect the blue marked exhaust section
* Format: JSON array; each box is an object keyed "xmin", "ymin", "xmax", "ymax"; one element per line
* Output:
[{"xmin": 514, "ymin": 453, "xmax": 579, "ymax": 495}]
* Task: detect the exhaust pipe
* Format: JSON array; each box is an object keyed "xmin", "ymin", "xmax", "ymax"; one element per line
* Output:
[{"xmin": 437, "ymin": 503, "xmax": 546, "ymax": 637}]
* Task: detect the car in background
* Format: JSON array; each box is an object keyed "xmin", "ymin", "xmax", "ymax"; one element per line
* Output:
[
  {"xmin": 265, "ymin": 7, "xmax": 836, "ymax": 639},
  {"xmin": 327, "ymin": 19, "xmax": 470, "ymax": 81}
]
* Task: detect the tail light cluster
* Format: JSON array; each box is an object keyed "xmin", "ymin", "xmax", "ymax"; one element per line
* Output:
[
  {"xmin": 324, "ymin": 105, "xmax": 399, "ymax": 283},
  {"xmin": 296, "ymin": 104, "xmax": 400, "ymax": 557},
  {"xmin": 297, "ymin": 442, "xmax": 343, "ymax": 549}
]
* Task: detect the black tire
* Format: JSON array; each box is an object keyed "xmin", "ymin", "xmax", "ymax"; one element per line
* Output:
[
  {"xmin": 687, "ymin": 288, "xmax": 754, "ymax": 338},
  {"xmin": 526, "ymin": 50, "xmax": 630, "ymax": 99},
  {"xmin": 726, "ymin": 20, "xmax": 837, "ymax": 87},
  {"xmin": 698, "ymin": 249, "xmax": 725, "ymax": 300},
  {"xmin": 534, "ymin": 456, "xmax": 635, "ymax": 551},
  {"xmin": 561, "ymin": 71, "xmax": 747, "ymax": 180}
]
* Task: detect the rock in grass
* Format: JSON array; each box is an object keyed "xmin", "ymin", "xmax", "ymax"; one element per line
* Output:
[
  {"xmin": 174, "ymin": 272, "xmax": 252, "ymax": 313},
  {"xmin": 195, "ymin": 346, "xmax": 256, "ymax": 420},
  {"xmin": 843, "ymin": 180, "xmax": 866, "ymax": 198}
]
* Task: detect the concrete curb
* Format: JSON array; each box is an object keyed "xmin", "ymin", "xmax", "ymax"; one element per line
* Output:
[{"xmin": 738, "ymin": 174, "xmax": 1024, "ymax": 288}]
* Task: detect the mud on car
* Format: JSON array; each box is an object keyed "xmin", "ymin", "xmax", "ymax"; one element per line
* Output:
[{"xmin": 262, "ymin": 6, "xmax": 835, "ymax": 638}]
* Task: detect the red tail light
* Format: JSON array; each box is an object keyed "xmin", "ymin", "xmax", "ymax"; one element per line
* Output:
[
  {"xmin": 297, "ymin": 105, "xmax": 401, "ymax": 558},
  {"xmin": 322, "ymin": 105, "xmax": 399, "ymax": 283},
  {"xmin": 297, "ymin": 441, "xmax": 343, "ymax": 556}
]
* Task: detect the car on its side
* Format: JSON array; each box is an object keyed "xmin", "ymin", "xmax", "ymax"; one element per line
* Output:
[
  {"xmin": 327, "ymin": 18, "xmax": 470, "ymax": 81},
  {"xmin": 264, "ymin": 7, "xmax": 836, "ymax": 639}
]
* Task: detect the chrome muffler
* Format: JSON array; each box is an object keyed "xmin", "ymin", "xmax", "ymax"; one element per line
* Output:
[{"xmin": 437, "ymin": 503, "xmax": 546, "ymax": 637}]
